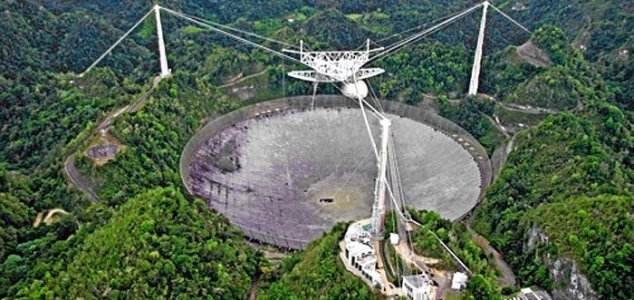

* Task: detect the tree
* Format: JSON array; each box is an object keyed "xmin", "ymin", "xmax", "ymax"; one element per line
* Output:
[{"xmin": 467, "ymin": 275, "xmax": 501, "ymax": 300}]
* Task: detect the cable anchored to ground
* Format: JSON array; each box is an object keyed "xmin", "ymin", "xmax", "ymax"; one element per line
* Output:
[
  {"xmin": 79, "ymin": 8, "xmax": 154, "ymax": 77},
  {"xmin": 160, "ymin": 6, "xmax": 300, "ymax": 63}
]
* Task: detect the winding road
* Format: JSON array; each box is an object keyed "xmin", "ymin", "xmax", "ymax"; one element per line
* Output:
[
  {"xmin": 64, "ymin": 155, "xmax": 101, "ymax": 203},
  {"xmin": 63, "ymin": 77, "xmax": 161, "ymax": 204},
  {"xmin": 470, "ymin": 228, "xmax": 517, "ymax": 287}
]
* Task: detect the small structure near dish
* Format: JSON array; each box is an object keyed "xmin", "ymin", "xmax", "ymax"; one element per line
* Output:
[
  {"xmin": 451, "ymin": 272, "xmax": 469, "ymax": 290},
  {"xmin": 389, "ymin": 233, "xmax": 400, "ymax": 245},
  {"xmin": 341, "ymin": 220, "xmax": 384, "ymax": 290}
]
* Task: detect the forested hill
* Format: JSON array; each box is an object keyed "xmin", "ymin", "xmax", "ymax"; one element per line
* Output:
[
  {"xmin": 0, "ymin": 0, "xmax": 632, "ymax": 299},
  {"xmin": 509, "ymin": 0, "xmax": 633, "ymax": 110},
  {"xmin": 258, "ymin": 223, "xmax": 378, "ymax": 299},
  {"xmin": 474, "ymin": 27, "xmax": 632, "ymax": 299},
  {"xmin": 12, "ymin": 187, "xmax": 262, "ymax": 298}
]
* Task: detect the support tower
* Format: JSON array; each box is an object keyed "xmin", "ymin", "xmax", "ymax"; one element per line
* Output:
[
  {"xmin": 468, "ymin": 1, "xmax": 489, "ymax": 96},
  {"xmin": 154, "ymin": 5, "xmax": 171, "ymax": 78}
]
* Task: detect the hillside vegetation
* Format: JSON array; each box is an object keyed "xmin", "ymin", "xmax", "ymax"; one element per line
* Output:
[
  {"xmin": 0, "ymin": 0, "xmax": 631, "ymax": 299},
  {"xmin": 406, "ymin": 210, "xmax": 504, "ymax": 299},
  {"xmin": 258, "ymin": 223, "xmax": 377, "ymax": 299},
  {"xmin": 74, "ymin": 72, "xmax": 235, "ymax": 205},
  {"xmin": 473, "ymin": 27, "xmax": 632, "ymax": 299},
  {"xmin": 16, "ymin": 187, "xmax": 261, "ymax": 299}
]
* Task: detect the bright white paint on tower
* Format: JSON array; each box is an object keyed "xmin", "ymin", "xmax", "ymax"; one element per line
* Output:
[
  {"xmin": 468, "ymin": 1, "xmax": 489, "ymax": 96},
  {"xmin": 371, "ymin": 118, "xmax": 391, "ymax": 238},
  {"xmin": 154, "ymin": 5, "xmax": 171, "ymax": 78}
]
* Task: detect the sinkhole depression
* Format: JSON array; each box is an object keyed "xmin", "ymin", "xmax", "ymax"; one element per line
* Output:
[{"xmin": 180, "ymin": 95, "xmax": 491, "ymax": 249}]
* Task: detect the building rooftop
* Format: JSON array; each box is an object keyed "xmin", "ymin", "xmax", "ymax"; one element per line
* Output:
[{"xmin": 451, "ymin": 272, "xmax": 468, "ymax": 290}]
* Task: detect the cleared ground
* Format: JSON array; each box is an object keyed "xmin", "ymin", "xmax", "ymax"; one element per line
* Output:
[{"xmin": 187, "ymin": 104, "xmax": 483, "ymax": 248}]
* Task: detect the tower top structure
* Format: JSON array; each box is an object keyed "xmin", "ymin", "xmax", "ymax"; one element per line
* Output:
[{"xmin": 282, "ymin": 40, "xmax": 385, "ymax": 84}]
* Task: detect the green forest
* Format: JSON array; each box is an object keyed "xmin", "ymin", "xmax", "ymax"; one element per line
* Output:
[
  {"xmin": 1, "ymin": 0, "xmax": 632, "ymax": 299},
  {"xmin": 258, "ymin": 223, "xmax": 377, "ymax": 300}
]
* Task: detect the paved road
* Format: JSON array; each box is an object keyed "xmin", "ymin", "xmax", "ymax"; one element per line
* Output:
[
  {"xmin": 502, "ymin": 103, "xmax": 559, "ymax": 114},
  {"xmin": 483, "ymin": 113, "xmax": 510, "ymax": 137},
  {"xmin": 64, "ymin": 154, "xmax": 101, "ymax": 203},
  {"xmin": 64, "ymin": 155, "xmax": 100, "ymax": 203},
  {"xmin": 218, "ymin": 69, "xmax": 268, "ymax": 89},
  {"xmin": 64, "ymin": 76, "xmax": 161, "ymax": 204},
  {"xmin": 469, "ymin": 228, "xmax": 517, "ymax": 287}
]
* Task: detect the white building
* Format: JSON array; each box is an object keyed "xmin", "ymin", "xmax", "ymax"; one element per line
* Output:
[
  {"xmin": 402, "ymin": 274, "xmax": 434, "ymax": 300},
  {"xmin": 390, "ymin": 233, "xmax": 400, "ymax": 245},
  {"xmin": 451, "ymin": 272, "xmax": 468, "ymax": 290},
  {"xmin": 344, "ymin": 223, "xmax": 384, "ymax": 289}
]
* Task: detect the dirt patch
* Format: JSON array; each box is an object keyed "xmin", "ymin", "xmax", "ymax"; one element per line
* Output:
[
  {"xmin": 87, "ymin": 144, "xmax": 119, "ymax": 159},
  {"xmin": 517, "ymin": 40, "xmax": 553, "ymax": 67},
  {"xmin": 84, "ymin": 134, "xmax": 126, "ymax": 165},
  {"xmin": 33, "ymin": 209, "xmax": 69, "ymax": 227}
]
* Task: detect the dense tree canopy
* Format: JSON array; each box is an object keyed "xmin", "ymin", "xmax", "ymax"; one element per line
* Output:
[
  {"xmin": 0, "ymin": 0, "xmax": 632, "ymax": 299},
  {"xmin": 16, "ymin": 187, "xmax": 261, "ymax": 299},
  {"xmin": 259, "ymin": 223, "xmax": 378, "ymax": 299},
  {"xmin": 473, "ymin": 36, "xmax": 633, "ymax": 296}
]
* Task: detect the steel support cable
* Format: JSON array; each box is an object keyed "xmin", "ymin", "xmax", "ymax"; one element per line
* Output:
[
  {"xmin": 386, "ymin": 183, "xmax": 407, "ymax": 222},
  {"xmin": 369, "ymin": 39, "xmax": 384, "ymax": 48},
  {"xmin": 161, "ymin": 7, "xmax": 300, "ymax": 63},
  {"xmin": 370, "ymin": 3, "xmax": 483, "ymax": 63},
  {"xmin": 366, "ymin": 80, "xmax": 384, "ymax": 112},
  {"xmin": 488, "ymin": 3, "xmax": 532, "ymax": 34},
  {"xmin": 405, "ymin": 232, "xmax": 415, "ymax": 276},
  {"xmin": 353, "ymin": 41, "xmax": 368, "ymax": 51},
  {"xmin": 385, "ymin": 181, "xmax": 427, "ymax": 275},
  {"xmin": 396, "ymin": 200, "xmax": 473, "ymax": 275},
  {"xmin": 394, "ymin": 148, "xmax": 406, "ymax": 213},
  {"xmin": 388, "ymin": 138, "xmax": 407, "ymax": 217},
  {"xmin": 384, "ymin": 150, "xmax": 406, "ymax": 223},
  {"xmin": 328, "ymin": 148, "xmax": 374, "ymax": 199},
  {"xmin": 352, "ymin": 73, "xmax": 380, "ymax": 161},
  {"xmin": 372, "ymin": 16, "xmax": 468, "ymax": 62},
  {"xmin": 376, "ymin": 17, "xmax": 476, "ymax": 63},
  {"xmin": 386, "ymin": 139, "xmax": 472, "ymax": 274},
  {"xmin": 380, "ymin": 131, "xmax": 413, "ymax": 272},
  {"xmin": 391, "ymin": 138, "xmax": 416, "ymax": 255},
  {"xmin": 168, "ymin": 9, "xmax": 298, "ymax": 48},
  {"xmin": 388, "ymin": 187, "xmax": 402, "ymax": 285},
  {"xmin": 385, "ymin": 182, "xmax": 419, "ymax": 275},
  {"xmin": 387, "ymin": 138, "xmax": 413, "ymax": 253},
  {"xmin": 325, "ymin": 82, "xmax": 386, "ymax": 121},
  {"xmin": 360, "ymin": 97, "xmax": 387, "ymax": 120},
  {"xmin": 376, "ymin": 5, "xmax": 480, "ymax": 44},
  {"xmin": 383, "ymin": 2, "xmax": 482, "ymax": 49},
  {"xmin": 80, "ymin": 8, "xmax": 155, "ymax": 77}
]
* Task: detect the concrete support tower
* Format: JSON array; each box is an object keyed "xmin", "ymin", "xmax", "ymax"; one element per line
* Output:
[
  {"xmin": 154, "ymin": 5, "xmax": 171, "ymax": 78},
  {"xmin": 371, "ymin": 118, "xmax": 391, "ymax": 239},
  {"xmin": 468, "ymin": 1, "xmax": 489, "ymax": 96}
]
